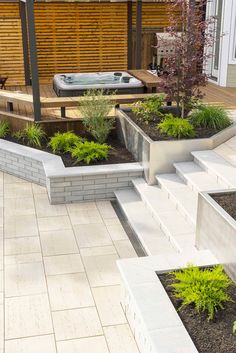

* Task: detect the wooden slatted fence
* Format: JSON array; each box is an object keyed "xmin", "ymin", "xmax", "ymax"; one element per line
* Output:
[{"xmin": 0, "ymin": 2, "xmax": 25, "ymax": 86}]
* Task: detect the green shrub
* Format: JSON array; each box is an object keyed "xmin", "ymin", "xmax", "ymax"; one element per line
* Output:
[
  {"xmin": 13, "ymin": 124, "xmax": 46, "ymax": 147},
  {"xmin": 79, "ymin": 89, "xmax": 115, "ymax": 144},
  {"xmin": 70, "ymin": 141, "xmax": 110, "ymax": 164},
  {"xmin": 170, "ymin": 265, "xmax": 233, "ymax": 321},
  {"xmin": 190, "ymin": 105, "xmax": 231, "ymax": 130},
  {"xmin": 157, "ymin": 114, "xmax": 195, "ymax": 139},
  {"xmin": 0, "ymin": 120, "xmax": 10, "ymax": 138},
  {"xmin": 132, "ymin": 94, "xmax": 165, "ymax": 124},
  {"xmin": 48, "ymin": 131, "xmax": 82, "ymax": 153}
]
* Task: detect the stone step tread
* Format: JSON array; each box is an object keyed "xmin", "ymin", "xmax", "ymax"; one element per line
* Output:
[
  {"xmin": 115, "ymin": 189, "xmax": 177, "ymax": 256},
  {"xmin": 174, "ymin": 161, "xmax": 226, "ymax": 192},
  {"xmin": 192, "ymin": 150, "xmax": 236, "ymax": 187},
  {"xmin": 133, "ymin": 178, "xmax": 195, "ymax": 238},
  {"xmin": 156, "ymin": 173, "xmax": 198, "ymax": 225}
]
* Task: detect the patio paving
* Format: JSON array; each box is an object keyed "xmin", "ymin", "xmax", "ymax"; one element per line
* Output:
[{"xmin": 0, "ymin": 172, "xmax": 140, "ymax": 353}]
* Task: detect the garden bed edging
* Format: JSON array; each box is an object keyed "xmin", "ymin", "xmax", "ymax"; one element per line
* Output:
[
  {"xmin": 0, "ymin": 139, "xmax": 143, "ymax": 204},
  {"xmin": 117, "ymin": 109, "xmax": 236, "ymax": 184},
  {"xmin": 117, "ymin": 250, "xmax": 218, "ymax": 353},
  {"xmin": 196, "ymin": 190, "xmax": 236, "ymax": 282}
]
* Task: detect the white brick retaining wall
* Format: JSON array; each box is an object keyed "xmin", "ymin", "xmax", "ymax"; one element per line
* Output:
[{"xmin": 0, "ymin": 140, "xmax": 143, "ymax": 204}]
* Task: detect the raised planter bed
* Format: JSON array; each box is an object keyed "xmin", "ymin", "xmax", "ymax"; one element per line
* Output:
[
  {"xmin": 0, "ymin": 139, "xmax": 143, "ymax": 204},
  {"xmin": 117, "ymin": 251, "xmax": 218, "ymax": 353},
  {"xmin": 117, "ymin": 108, "xmax": 236, "ymax": 184},
  {"xmin": 196, "ymin": 190, "xmax": 236, "ymax": 282},
  {"xmin": 159, "ymin": 271, "xmax": 236, "ymax": 353}
]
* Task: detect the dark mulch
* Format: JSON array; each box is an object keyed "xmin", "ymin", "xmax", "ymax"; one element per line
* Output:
[
  {"xmin": 158, "ymin": 272, "xmax": 236, "ymax": 353},
  {"xmin": 212, "ymin": 193, "xmax": 236, "ymax": 221},
  {"xmin": 5, "ymin": 135, "xmax": 135, "ymax": 167},
  {"xmin": 126, "ymin": 111, "xmax": 221, "ymax": 141}
]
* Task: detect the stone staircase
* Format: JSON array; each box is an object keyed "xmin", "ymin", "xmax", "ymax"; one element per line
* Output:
[{"xmin": 115, "ymin": 137, "xmax": 236, "ymax": 256}]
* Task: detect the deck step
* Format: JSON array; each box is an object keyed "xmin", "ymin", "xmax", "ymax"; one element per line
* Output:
[
  {"xmin": 192, "ymin": 150, "xmax": 236, "ymax": 188},
  {"xmin": 115, "ymin": 189, "xmax": 177, "ymax": 256},
  {"xmin": 174, "ymin": 161, "xmax": 226, "ymax": 193},
  {"xmin": 132, "ymin": 178, "xmax": 195, "ymax": 249},
  {"xmin": 156, "ymin": 173, "xmax": 198, "ymax": 225}
]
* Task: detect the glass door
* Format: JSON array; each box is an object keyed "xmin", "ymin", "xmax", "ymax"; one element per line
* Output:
[{"xmin": 209, "ymin": 0, "xmax": 223, "ymax": 79}]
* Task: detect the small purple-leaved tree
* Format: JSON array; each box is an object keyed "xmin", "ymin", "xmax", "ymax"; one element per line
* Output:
[{"xmin": 156, "ymin": 0, "xmax": 215, "ymax": 117}]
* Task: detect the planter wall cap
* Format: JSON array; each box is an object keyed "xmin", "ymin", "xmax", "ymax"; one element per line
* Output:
[
  {"xmin": 117, "ymin": 249, "xmax": 218, "ymax": 288},
  {"xmin": 45, "ymin": 162, "xmax": 143, "ymax": 178},
  {"xmin": 200, "ymin": 190, "xmax": 236, "ymax": 228},
  {"xmin": 0, "ymin": 139, "xmax": 62, "ymax": 163}
]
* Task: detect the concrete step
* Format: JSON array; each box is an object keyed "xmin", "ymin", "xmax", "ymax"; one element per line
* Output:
[
  {"xmin": 115, "ymin": 189, "xmax": 177, "ymax": 256},
  {"xmin": 192, "ymin": 150, "xmax": 236, "ymax": 188},
  {"xmin": 132, "ymin": 178, "xmax": 195, "ymax": 249},
  {"xmin": 174, "ymin": 161, "xmax": 226, "ymax": 193},
  {"xmin": 156, "ymin": 173, "xmax": 198, "ymax": 225}
]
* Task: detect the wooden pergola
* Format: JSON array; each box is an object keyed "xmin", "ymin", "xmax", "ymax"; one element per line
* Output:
[{"xmin": 19, "ymin": 0, "xmax": 144, "ymax": 121}]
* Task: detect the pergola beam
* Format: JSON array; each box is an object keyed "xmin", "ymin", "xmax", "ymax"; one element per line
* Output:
[{"xmin": 25, "ymin": 0, "xmax": 41, "ymax": 121}]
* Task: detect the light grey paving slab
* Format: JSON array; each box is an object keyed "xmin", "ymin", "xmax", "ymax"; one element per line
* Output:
[
  {"xmin": 5, "ymin": 253, "xmax": 43, "ymax": 265},
  {"xmin": 44, "ymin": 254, "xmax": 84, "ymax": 275},
  {"xmin": 52, "ymin": 307, "xmax": 103, "ymax": 341},
  {"xmin": 4, "ymin": 214, "xmax": 39, "ymax": 238},
  {"xmin": 56, "ymin": 336, "xmax": 109, "ymax": 353},
  {"xmin": 73, "ymin": 223, "xmax": 113, "ymax": 248},
  {"xmin": 40, "ymin": 229, "xmax": 79, "ymax": 256},
  {"xmin": 104, "ymin": 324, "xmax": 140, "ymax": 353},
  {"xmin": 80, "ymin": 245, "xmax": 117, "ymax": 257},
  {"xmin": 4, "ymin": 197, "xmax": 35, "ymax": 216},
  {"xmin": 5, "ymin": 294, "xmax": 53, "ymax": 339},
  {"xmin": 5, "ymin": 237, "xmax": 41, "ymax": 256},
  {"xmin": 5, "ymin": 335, "xmax": 57, "ymax": 353},
  {"xmin": 34, "ymin": 194, "xmax": 67, "ymax": 217},
  {"xmin": 68, "ymin": 209, "xmax": 103, "ymax": 225},
  {"xmin": 5, "ymin": 262, "xmax": 47, "ymax": 297},
  {"xmin": 113, "ymin": 240, "xmax": 137, "ymax": 258},
  {"xmin": 82, "ymin": 253, "xmax": 121, "ymax": 287},
  {"xmin": 47, "ymin": 272, "xmax": 94, "ymax": 310},
  {"xmin": 4, "ymin": 183, "xmax": 33, "ymax": 199},
  {"xmin": 92, "ymin": 285, "xmax": 127, "ymax": 326},
  {"xmin": 38, "ymin": 215, "xmax": 71, "ymax": 232}
]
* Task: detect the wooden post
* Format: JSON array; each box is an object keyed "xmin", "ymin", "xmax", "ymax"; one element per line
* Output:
[
  {"xmin": 127, "ymin": 1, "xmax": 133, "ymax": 69},
  {"xmin": 26, "ymin": 0, "xmax": 41, "ymax": 121},
  {"xmin": 135, "ymin": 0, "xmax": 142, "ymax": 69},
  {"xmin": 19, "ymin": 0, "xmax": 31, "ymax": 86}
]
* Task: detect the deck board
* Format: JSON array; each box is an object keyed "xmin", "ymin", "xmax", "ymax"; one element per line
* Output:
[{"xmin": 0, "ymin": 82, "xmax": 236, "ymax": 120}]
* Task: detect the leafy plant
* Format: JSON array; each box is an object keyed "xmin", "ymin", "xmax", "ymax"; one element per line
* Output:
[
  {"xmin": 13, "ymin": 124, "xmax": 46, "ymax": 147},
  {"xmin": 132, "ymin": 95, "xmax": 165, "ymax": 124},
  {"xmin": 157, "ymin": 114, "xmax": 195, "ymax": 139},
  {"xmin": 233, "ymin": 321, "xmax": 236, "ymax": 334},
  {"xmin": 190, "ymin": 105, "xmax": 231, "ymax": 130},
  {"xmin": 156, "ymin": 0, "xmax": 215, "ymax": 117},
  {"xmin": 70, "ymin": 141, "xmax": 110, "ymax": 164},
  {"xmin": 79, "ymin": 89, "xmax": 115, "ymax": 144},
  {"xmin": 48, "ymin": 131, "xmax": 83, "ymax": 153},
  {"xmin": 170, "ymin": 265, "xmax": 233, "ymax": 321},
  {"xmin": 0, "ymin": 120, "xmax": 10, "ymax": 138}
]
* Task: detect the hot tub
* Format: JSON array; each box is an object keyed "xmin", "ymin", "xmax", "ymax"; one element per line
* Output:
[{"xmin": 53, "ymin": 71, "xmax": 144, "ymax": 97}]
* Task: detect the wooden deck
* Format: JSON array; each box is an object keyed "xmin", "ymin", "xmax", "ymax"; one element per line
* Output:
[{"xmin": 0, "ymin": 82, "xmax": 236, "ymax": 120}]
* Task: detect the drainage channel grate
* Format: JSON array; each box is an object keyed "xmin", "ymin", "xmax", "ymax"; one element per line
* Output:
[{"xmin": 111, "ymin": 200, "xmax": 146, "ymax": 257}]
